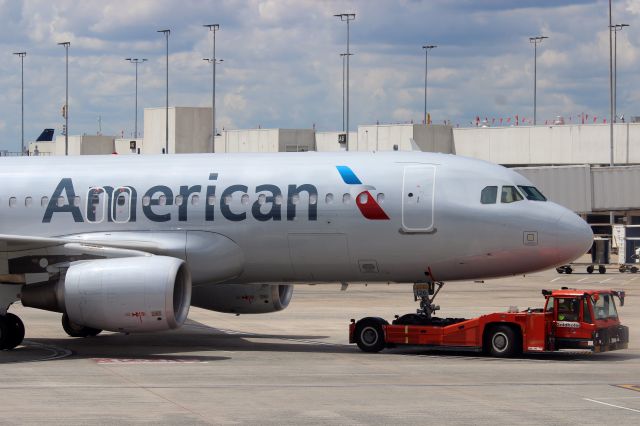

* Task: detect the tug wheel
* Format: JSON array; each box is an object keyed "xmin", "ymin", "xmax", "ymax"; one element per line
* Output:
[{"xmin": 354, "ymin": 317, "xmax": 388, "ymax": 353}]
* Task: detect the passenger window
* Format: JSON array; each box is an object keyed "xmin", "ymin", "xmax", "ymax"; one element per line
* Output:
[
  {"xmin": 359, "ymin": 193, "xmax": 368, "ymax": 204},
  {"xmin": 241, "ymin": 194, "xmax": 250, "ymax": 205},
  {"xmin": 9, "ymin": 197, "xmax": 16, "ymax": 208},
  {"xmin": 481, "ymin": 186, "xmax": 498, "ymax": 204},
  {"xmin": 518, "ymin": 185, "xmax": 547, "ymax": 201},
  {"xmin": 175, "ymin": 195, "xmax": 184, "ymax": 206},
  {"xmin": 325, "ymin": 193, "xmax": 334, "ymax": 204},
  {"xmin": 25, "ymin": 197, "xmax": 32, "ymax": 207},
  {"xmin": 377, "ymin": 193, "xmax": 385, "ymax": 203},
  {"xmin": 343, "ymin": 193, "xmax": 351, "ymax": 204},
  {"xmin": 275, "ymin": 195, "xmax": 283, "ymax": 205},
  {"xmin": 142, "ymin": 196, "xmax": 151, "ymax": 207},
  {"xmin": 224, "ymin": 195, "xmax": 232, "ymax": 205},
  {"xmin": 191, "ymin": 195, "xmax": 199, "ymax": 206},
  {"xmin": 57, "ymin": 196, "xmax": 65, "ymax": 207},
  {"xmin": 41, "ymin": 196, "xmax": 49, "ymax": 207},
  {"xmin": 207, "ymin": 195, "xmax": 216, "ymax": 206},
  {"xmin": 159, "ymin": 195, "xmax": 167, "ymax": 206},
  {"xmin": 73, "ymin": 196, "xmax": 80, "ymax": 207},
  {"xmin": 290, "ymin": 194, "xmax": 299, "ymax": 205},
  {"xmin": 258, "ymin": 194, "xmax": 266, "ymax": 205},
  {"xmin": 501, "ymin": 186, "xmax": 524, "ymax": 203},
  {"xmin": 309, "ymin": 194, "xmax": 317, "ymax": 205}
]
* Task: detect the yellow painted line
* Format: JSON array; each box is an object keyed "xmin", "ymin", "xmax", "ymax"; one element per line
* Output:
[{"xmin": 614, "ymin": 384, "xmax": 640, "ymax": 393}]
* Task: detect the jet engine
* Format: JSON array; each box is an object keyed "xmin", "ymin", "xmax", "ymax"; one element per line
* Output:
[
  {"xmin": 191, "ymin": 283, "xmax": 293, "ymax": 314},
  {"xmin": 21, "ymin": 256, "xmax": 191, "ymax": 333}
]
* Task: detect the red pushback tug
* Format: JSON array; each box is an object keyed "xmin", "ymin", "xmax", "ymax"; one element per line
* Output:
[{"xmin": 349, "ymin": 282, "xmax": 629, "ymax": 357}]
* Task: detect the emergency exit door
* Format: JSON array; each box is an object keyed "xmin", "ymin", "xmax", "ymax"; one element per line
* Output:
[{"xmin": 402, "ymin": 165, "xmax": 436, "ymax": 232}]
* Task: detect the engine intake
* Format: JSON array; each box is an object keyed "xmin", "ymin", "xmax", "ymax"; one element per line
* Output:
[{"xmin": 21, "ymin": 256, "xmax": 191, "ymax": 333}]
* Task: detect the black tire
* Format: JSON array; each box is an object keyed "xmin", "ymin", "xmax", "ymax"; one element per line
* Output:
[
  {"xmin": 354, "ymin": 317, "xmax": 387, "ymax": 353},
  {"xmin": 619, "ymin": 266, "xmax": 626, "ymax": 273},
  {"xmin": 631, "ymin": 266, "xmax": 638, "ymax": 274},
  {"xmin": 587, "ymin": 265, "xmax": 594, "ymax": 274},
  {"xmin": 0, "ymin": 316, "xmax": 10, "ymax": 350},
  {"xmin": 4, "ymin": 313, "xmax": 25, "ymax": 349},
  {"xmin": 555, "ymin": 267, "xmax": 564, "ymax": 274},
  {"xmin": 598, "ymin": 265, "xmax": 606, "ymax": 274},
  {"xmin": 486, "ymin": 325, "xmax": 519, "ymax": 358},
  {"xmin": 566, "ymin": 267, "xmax": 572, "ymax": 274},
  {"xmin": 61, "ymin": 313, "xmax": 102, "ymax": 338}
]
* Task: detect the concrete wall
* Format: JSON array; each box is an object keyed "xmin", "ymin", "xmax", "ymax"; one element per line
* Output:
[
  {"xmin": 114, "ymin": 138, "xmax": 144, "ymax": 155},
  {"xmin": 47, "ymin": 135, "xmax": 115, "ymax": 156},
  {"xmin": 453, "ymin": 123, "xmax": 640, "ymax": 165},
  {"xmin": 355, "ymin": 124, "xmax": 454, "ymax": 153},
  {"xmin": 144, "ymin": 107, "xmax": 212, "ymax": 154},
  {"xmin": 315, "ymin": 132, "xmax": 345, "ymax": 152},
  {"xmin": 215, "ymin": 129, "xmax": 315, "ymax": 153}
]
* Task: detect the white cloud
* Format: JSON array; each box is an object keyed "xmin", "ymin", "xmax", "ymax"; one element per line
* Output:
[{"xmin": 1, "ymin": 0, "xmax": 638, "ymax": 150}]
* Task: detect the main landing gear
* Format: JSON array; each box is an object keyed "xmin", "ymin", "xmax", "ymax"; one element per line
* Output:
[{"xmin": 0, "ymin": 313, "xmax": 25, "ymax": 350}]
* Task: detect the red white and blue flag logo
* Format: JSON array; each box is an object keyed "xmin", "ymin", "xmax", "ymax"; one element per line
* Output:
[{"xmin": 336, "ymin": 166, "xmax": 389, "ymax": 220}]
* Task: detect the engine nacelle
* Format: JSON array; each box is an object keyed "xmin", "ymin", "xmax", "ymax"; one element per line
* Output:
[
  {"xmin": 191, "ymin": 283, "xmax": 293, "ymax": 314},
  {"xmin": 21, "ymin": 256, "xmax": 191, "ymax": 333}
]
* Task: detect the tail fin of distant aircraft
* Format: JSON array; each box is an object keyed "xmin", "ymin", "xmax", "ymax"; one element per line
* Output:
[{"xmin": 36, "ymin": 129, "xmax": 54, "ymax": 142}]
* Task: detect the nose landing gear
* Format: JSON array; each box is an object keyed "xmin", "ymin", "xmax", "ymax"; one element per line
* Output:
[{"xmin": 0, "ymin": 313, "xmax": 25, "ymax": 350}]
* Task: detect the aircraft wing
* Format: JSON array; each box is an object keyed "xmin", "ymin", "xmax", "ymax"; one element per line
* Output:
[{"xmin": 0, "ymin": 231, "xmax": 244, "ymax": 285}]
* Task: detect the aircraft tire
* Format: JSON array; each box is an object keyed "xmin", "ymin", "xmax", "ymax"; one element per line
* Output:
[
  {"xmin": 355, "ymin": 317, "xmax": 387, "ymax": 353},
  {"xmin": 62, "ymin": 313, "xmax": 102, "ymax": 338},
  {"xmin": 486, "ymin": 325, "xmax": 518, "ymax": 358}
]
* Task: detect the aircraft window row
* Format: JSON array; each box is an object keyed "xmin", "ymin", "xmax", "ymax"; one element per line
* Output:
[
  {"xmin": 5, "ymin": 192, "xmax": 387, "ymax": 208},
  {"xmin": 481, "ymin": 185, "xmax": 545, "ymax": 204}
]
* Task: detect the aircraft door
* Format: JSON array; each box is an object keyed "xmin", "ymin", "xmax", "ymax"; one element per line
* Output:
[{"xmin": 401, "ymin": 165, "xmax": 436, "ymax": 232}]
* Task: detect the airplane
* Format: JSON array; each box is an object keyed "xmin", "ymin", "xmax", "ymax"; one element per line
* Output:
[{"xmin": 0, "ymin": 151, "xmax": 592, "ymax": 350}]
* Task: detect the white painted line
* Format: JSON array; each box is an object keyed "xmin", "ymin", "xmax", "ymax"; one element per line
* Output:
[
  {"xmin": 550, "ymin": 277, "xmax": 563, "ymax": 283},
  {"xmin": 584, "ymin": 398, "xmax": 640, "ymax": 413},
  {"xmin": 577, "ymin": 277, "xmax": 589, "ymax": 282},
  {"xmin": 601, "ymin": 278, "xmax": 613, "ymax": 283}
]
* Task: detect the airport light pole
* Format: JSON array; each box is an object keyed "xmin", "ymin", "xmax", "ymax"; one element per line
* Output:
[
  {"xmin": 334, "ymin": 13, "xmax": 355, "ymax": 146},
  {"xmin": 422, "ymin": 45, "xmax": 437, "ymax": 125},
  {"xmin": 13, "ymin": 51, "xmax": 26, "ymax": 155},
  {"xmin": 157, "ymin": 29, "xmax": 170, "ymax": 154},
  {"xmin": 529, "ymin": 36, "xmax": 548, "ymax": 126},
  {"xmin": 340, "ymin": 53, "xmax": 353, "ymax": 132},
  {"xmin": 202, "ymin": 57, "xmax": 223, "ymax": 151},
  {"xmin": 125, "ymin": 58, "xmax": 147, "ymax": 139},
  {"xmin": 203, "ymin": 24, "xmax": 220, "ymax": 152},
  {"xmin": 58, "ymin": 42, "xmax": 70, "ymax": 155},
  {"xmin": 610, "ymin": 23, "xmax": 629, "ymax": 122}
]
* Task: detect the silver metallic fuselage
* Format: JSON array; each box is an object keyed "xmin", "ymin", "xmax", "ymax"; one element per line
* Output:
[{"xmin": 0, "ymin": 151, "xmax": 592, "ymax": 285}]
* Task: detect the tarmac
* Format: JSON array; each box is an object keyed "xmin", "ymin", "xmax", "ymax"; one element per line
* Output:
[{"xmin": 1, "ymin": 264, "xmax": 639, "ymax": 425}]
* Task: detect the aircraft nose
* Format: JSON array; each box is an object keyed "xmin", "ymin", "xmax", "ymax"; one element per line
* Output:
[{"xmin": 555, "ymin": 210, "xmax": 593, "ymax": 264}]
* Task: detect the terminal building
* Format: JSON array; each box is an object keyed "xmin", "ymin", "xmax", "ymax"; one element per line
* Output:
[{"xmin": 26, "ymin": 106, "xmax": 640, "ymax": 264}]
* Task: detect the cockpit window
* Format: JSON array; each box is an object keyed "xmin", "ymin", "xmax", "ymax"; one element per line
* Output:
[
  {"xmin": 518, "ymin": 186, "xmax": 547, "ymax": 201},
  {"xmin": 481, "ymin": 186, "xmax": 498, "ymax": 204},
  {"xmin": 501, "ymin": 186, "xmax": 524, "ymax": 203}
]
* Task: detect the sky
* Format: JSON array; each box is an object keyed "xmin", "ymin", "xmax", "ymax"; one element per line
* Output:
[{"xmin": 1, "ymin": 0, "xmax": 639, "ymax": 151}]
